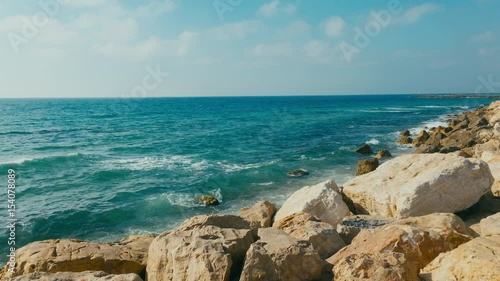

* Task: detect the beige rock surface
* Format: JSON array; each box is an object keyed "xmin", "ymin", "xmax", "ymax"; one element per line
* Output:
[
  {"xmin": 239, "ymin": 201, "xmax": 277, "ymax": 229},
  {"xmin": 332, "ymin": 252, "xmax": 419, "ymax": 281},
  {"xmin": 0, "ymin": 234, "xmax": 156, "ymax": 279},
  {"xmin": 274, "ymin": 180, "xmax": 350, "ymax": 227},
  {"xmin": 328, "ymin": 214, "xmax": 474, "ymax": 271},
  {"xmin": 273, "ymin": 212, "xmax": 346, "ymax": 258},
  {"xmin": 6, "ymin": 271, "xmax": 144, "ymax": 281},
  {"xmin": 479, "ymin": 212, "xmax": 500, "ymax": 237},
  {"xmin": 239, "ymin": 228, "xmax": 323, "ymax": 281},
  {"xmin": 343, "ymin": 154, "xmax": 494, "ymax": 218},
  {"xmin": 420, "ymin": 235, "xmax": 500, "ymax": 281},
  {"xmin": 146, "ymin": 215, "xmax": 254, "ymax": 281},
  {"xmin": 336, "ymin": 215, "xmax": 395, "ymax": 244},
  {"xmin": 481, "ymin": 150, "xmax": 500, "ymax": 196}
]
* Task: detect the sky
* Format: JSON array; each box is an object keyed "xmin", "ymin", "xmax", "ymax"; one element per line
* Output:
[{"xmin": 0, "ymin": 0, "xmax": 499, "ymax": 98}]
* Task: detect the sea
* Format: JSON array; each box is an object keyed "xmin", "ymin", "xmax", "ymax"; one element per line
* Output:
[{"xmin": 0, "ymin": 94, "xmax": 497, "ymax": 262}]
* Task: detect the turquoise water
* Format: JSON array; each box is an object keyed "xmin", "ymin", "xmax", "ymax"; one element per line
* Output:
[{"xmin": 0, "ymin": 95, "xmax": 496, "ymax": 261}]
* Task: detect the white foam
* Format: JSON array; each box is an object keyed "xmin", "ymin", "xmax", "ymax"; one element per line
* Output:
[
  {"xmin": 366, "ymin": 138, "xmax": 380, "ymax": 145},
  {"xmin": 216, "ymin": 160, "xmax": 277, "ymax": 173},
  {"xmin": 100, "ymin": 155, "xmax": 210, "ymax": 172}
]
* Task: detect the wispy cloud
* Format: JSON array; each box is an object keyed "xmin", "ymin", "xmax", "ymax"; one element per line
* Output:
[
  {"xmin": 469, "ymin": 31, "xmax": 495, "ymax": 43},
  {"xmin": 208, "ymin": 20, "xmax": 262, "ymax": 41},
  {"xmin": 257, "ymin": 1, "xmax": 297, "ymax": 17},
  {"xmin": 393, "ymin": 3, "xmax": 441, "ymax": 24},
  {"xmin": 253, "ymin": 43, "xmax": 294, "ymax": 57},
  {"xmin": 323, "ymin": 16, "xmax": 346, "ymax": 38}
]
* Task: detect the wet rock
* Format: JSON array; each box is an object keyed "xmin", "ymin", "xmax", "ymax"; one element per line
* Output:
[
  {"xmin": 412, "ymin": 130, "xmax": 430, "ymax": 147},
  {"xmin": 375, "ymin": 149, "xmax": 392, "ymax": 159},
  {"xmin": 400, "ymin": 130, "xmax": 411, "ymax": 137},
  {"xmin": 397, "ymin": 136, "xmax": 413, "ymax": 144},
  {"xmin": 287, "ymin": 169, "xmax": 309, "ymax": 177},
  {"xmin": 196, "ymin": 195, "xmax": 220, "ymax": 206},
  {"xmin": 355, "ymin": 144, "xmax": 373, "ymax": 155},
  {"xmin": 355, "ymin": 158, "xmax": 379, "ymax": 176}
]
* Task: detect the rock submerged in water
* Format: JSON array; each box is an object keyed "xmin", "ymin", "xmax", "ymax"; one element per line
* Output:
[
  {"xmin": 400, "ymin": 129, "xmax": 411, "ymax": 137},
  {"xmin": 195, "ymin": 195, "xmax": 220, "ymax": 206},
  {"xmin": 355, "ymin": 144, "xmax": 373, "ymax": 155},
  {"xmin": 287, "ymin": 169, "xmax": 309, "ymax": 177},
  {"xmin": 397, "ymin": 136, "xmax": 413, "ymax": 144},
  {"xmin": 355, "ymin": 158, "xmax": 379, "ymax": 176}
]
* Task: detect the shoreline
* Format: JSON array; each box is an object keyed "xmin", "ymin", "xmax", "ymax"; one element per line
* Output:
[{"xmin": 2, "ymin": 100, "xmax": 500, "ymax": 280}]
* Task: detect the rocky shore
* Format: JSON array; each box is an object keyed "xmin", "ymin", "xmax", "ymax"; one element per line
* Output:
[{"xmin": 2, "ymin": 101, "xmax": 500, "ymax": 281}]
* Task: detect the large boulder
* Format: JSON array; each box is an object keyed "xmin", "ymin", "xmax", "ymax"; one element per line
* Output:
[
  {"xmin": 397, "ymin": 136, "xmax": 413, "ymax": 144},
  {"xmin": 0, "ymin": 234, "xmax": 156, "ymax": 279},
  {"xmin": 375, "ymin": 149, "xmax": 392, "ymax": 159},
  {"xmin": 336, "ymin": 215, "xmax": 395, "ymax": 244},
  {"xmin": 481, "ymin": 150, "xmax": 500, "ymax": 196},
  {"xmin": 332, "ymin": 252, "xmax": 419, "ymax": 281},
  {"xmin": 412, "ymin": 130, "xmax": 430, "ymax": 147},
  {"xmin": 440, "ymin": 130, "xmax": 475, "ymax": 149},
  {"xmin": 328, "ymin": 214, "xmax": 474, "ymax": 274},
  {"xmin": 239, "ymin": 228, "xmax": 323, "ymax": 281},
  {"xmin": 274, "ymin": 180, "xmax": 351, "ymax": 227},
  {"xmin": 343, "ymin": 154, "xmax": 494, "ymax": 218},
  {"xmin": 420, "ymin": 235, "xmax": 500, "ymax": 281},
  {"xmin": 273, "ymin": 212, "xmax": 346, "ymax": 258},
  {"xmin": 146, "ymin": 215, "xmax": 254, "ymax": 281},
  {"xmin": 355, "ymin": 158, "xmax": 379, "ymax": 176},
  {"xmin": 6, "ymin": 271, "xmax": 144, "ymax": 281}
]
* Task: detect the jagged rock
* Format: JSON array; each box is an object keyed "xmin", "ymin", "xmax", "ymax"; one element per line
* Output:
[
  {"xmin": 274, "ymin": 180, "xmax": 351, "ymax": 227},
  {"xmin": 472, "ymin": 117, "xmax": 489, "ymax": 127},
  {"xmin": 375, "ymin": 149, "xmax": 392, "ymax": 159},
  {"xmin": 6, "ymin": 271, "xmax": 144, "ymax": 281},
  {"xmin": 336, "ymin": 215, "xmax": 395, "ymax": 244},
  {"xmin": 439, "ymin": 146, "xmax": 460, "ymax": 154},
  {"xmin": 420, "ymin": 236, "xmax": 500, "ymax": 281},
  {"xmin": 441, "ymin": 130, "xmax": 475, "ymax": 149},
  {"xmin": 452, "ymin": 150, "xmax": 471, "ymax": 158},
  {"xmin": 239, "ymin": 201, "xmax": 277, "ymax": 229},
  {"xmin": 332, "ymin": 252, "xmax": 419, "ymax": 281},
  {"xmin": 355, "ymin": 144, "xmax": 373, "ymax": 155},
  {"xmin": 147, "ymin": 215, "xmax": 254, "ymax": 281},
  {"xmin": 0, "ymin": 234, "xmax": 156, "ymax": 279},
  {"xmin": 239, "ymin": 228, "xmax": 323, "ymax": 281},
  {"xmin": 343, "ymin": 154, "xmax": 494, "ymax": 218},
  {"xmin": 273, "ymin": 212, "xmax": 346, "ymax": 258},
  {"xmin": 427, "ymin": 132, "xmax": 447, "ymax": 146},
  {"xmin": 412, "ymin": 130, "xmax": 430, "ymax": 147},
  {"xmin": 195, "ymin": 195, "xmax": 220, "ymax": 206},
  {"xmin": 397, "ymin": 136, "xmax": 413, "ymax": 144},
  {"xmin": 287, "ymin": 169, "xmax": 309, "ymax": 177},
  {"xmin": 400, "ymin": 130, "xmax": 411, "ymax": 137},
  {"xmin": 328, "ymin": 214, "xmax": 475, "ymax": 274},
  {"xmin": 355, "ymin": 158, "xmax": 379, "ymax": 176}
]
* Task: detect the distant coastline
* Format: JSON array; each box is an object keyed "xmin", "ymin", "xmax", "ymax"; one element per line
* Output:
[{"xmin": 417, "ymin": 94, "xmax": 500, "ymax": 99}]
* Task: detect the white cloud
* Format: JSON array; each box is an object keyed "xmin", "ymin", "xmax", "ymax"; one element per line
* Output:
[
  {"xmin": 0, "ymin": 16, "xmax": 25, "ymax": 33},
  {"xmin": 304, "ymin": 40, "xmax": 329, "ymax": 57},
  {"xmin": 257, "ymin": 1, "xmax": 296, "ymax": 17},
  {"xmin": 93, "ymin": 31, "xmax": 199, "ymax": 59},
  {"xmin": 394, "ymin": 3, "xmax": 441, "ymax": 24},
  {"xmin": 323, "ymin": 16, "xmax": 345, "ymax": 38},
  {"xmin": 65, "ymin": 0, "xmax": 108, "ymax": 7},
  {"xmin": 257, "ymin": 1, "xmax": 280, "ymax": 17},
  {"xmin": 136, "ymin": 0, "xmax": 176, "ymax": 16},
  {"xmin": 276, "ymin": 20, "xmax": 311, "ymax": 38},
  {"xmin": 253, "ymin": 43, "xmax": 294, "ymax": 57},
  {"xmin": 209, "ymin": 20, "xmax": 262, "ymax": 40},
  {"xmin": 469, "ymin": 31, "xmax": 495, "ymax": 43}
]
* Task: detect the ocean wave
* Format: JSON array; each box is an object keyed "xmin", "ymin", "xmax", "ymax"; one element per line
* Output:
[
  {"xmin": 365, "ymin": 138, "xmax": 380, "ymax": 145},
  {"xmin": 216, "ymin": 160, "xmax": 278, "ymax": 173},
  {"xmin": 0, "ymin": 153, "xmax": 86, "ymax": 166},
  {"xmin": 153, "ymin": 188, "xmax": 223, "ymax": 208},
  {"xmin": 100, "ymin": 155, "xmax": 210, "ymax": 172}
]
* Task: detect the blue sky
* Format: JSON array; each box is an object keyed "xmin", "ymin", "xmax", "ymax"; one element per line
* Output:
[{"xmin": 0, "ymin": 0, "xmax": 499, "ymax": 98}]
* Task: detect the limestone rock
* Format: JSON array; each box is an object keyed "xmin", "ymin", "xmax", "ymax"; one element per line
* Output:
[
  {"xmin": 343, "ymin": 154, "xmax": 494, "ymax": 218},
  {"xmin": 6, "ymin": 271, "xmax": 144, "ymax": 281},
  {"xmin": 397, "ymin": 136, "xmax": 413, "ymax": 144},
  {"xmin": 375, "ymin": 149, "xmax": 392, "ymax": 159},
  {"xmin": 336, "ymin": 215, "xmax": 395, "ymax": 244},
  {"xmin": 196, "ymin": 195, "xmax": 220, "ymax": 206},
  {"xmin": 481, "ymin": 150, "xmax": 500, "ymax": 197},
  {"xmin": 355, "ymin": 144, "xmax": 373, "ymax": 155},
  {"xmin": 479, "ymin": 212, "xmax": 500, "ymax": 237},
  {"xmin": 412, "ymin": 130, "xmax": 430, "ymax": 147},
  {"xmin": 400, "ymin": 130, "xmax": 410, "ymax": 137},
  {"xmin": 332, "ymin": 252, "xmax": 419, "ymax": 281},
  {"xmin": 273, "ymin": 212, "xmax": 346, "ymax": 258},
  {"xmin": 420, "ymin": 236, "xmax": 500, "ymax": 281},
  {"xmin": 146, "ymin": 215, "xmax": 254, "ymax": 281},
  {"xmin": 274, "ymin": 180, "xmax": 351, "ymax": 227},
  {"xmin": 239, "ymin": 228, "xmax": 323, "ymax": 281},
  {"xmin": 355, "ymin": 158, "xmax": 379, "ymax": 176},
  {"xmin": 328, "ymin": 213, "xmax": 474, "ymax": 272},
  {"xmin": 0, "ymin": 234, "xmax": 156, "ymax": 279},
  {"xmin": 239, "ymin": 201, "xmax": 277, "ymax": 228}
]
